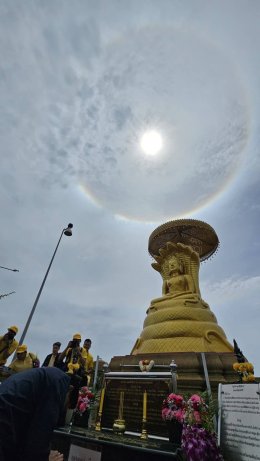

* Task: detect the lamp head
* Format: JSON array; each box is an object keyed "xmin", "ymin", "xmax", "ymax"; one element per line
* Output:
[
  {"xmin": 64, "ymin": 223, "xmax": 73, "ymax": 237},
  {"xmin": 103, "ymin": 362, "xmax": 109, "ymax": 374},
  {"xmin": 169, "ymin": 359, "xmax": 178, "ymax": 374}
]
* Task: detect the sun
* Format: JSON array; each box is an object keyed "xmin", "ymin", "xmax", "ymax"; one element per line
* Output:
[{"xmin": 140, "ymin": 130, "xmax": 163, "ymax": 156}]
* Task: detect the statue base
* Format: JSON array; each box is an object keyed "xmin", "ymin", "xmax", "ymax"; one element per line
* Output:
[
  {"xmin": 108, "ymin": 351, "xmax": 238, "ymax": 395},
  {"xmin": 99, "ymin": 351, "xmax": 239, "ymax": 437}
]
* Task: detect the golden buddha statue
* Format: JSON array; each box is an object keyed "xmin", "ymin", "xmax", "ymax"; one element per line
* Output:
[
  {"xmin": 163, "ymin": 254, "xmax": 195, "ymax": 297},
  {"xmin": 131, "ymin": 220, "xmax": 233, "ymax": 355}
]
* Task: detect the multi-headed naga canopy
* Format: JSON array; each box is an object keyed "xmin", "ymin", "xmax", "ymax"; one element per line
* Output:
[{"xmin": 148, "ymin": 219, "xmax": 219, "ymax": 262}]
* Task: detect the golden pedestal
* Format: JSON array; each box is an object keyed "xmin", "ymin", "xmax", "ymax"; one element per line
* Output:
[{"xmin": 109, "ymin": 352, "xmax": 238, "ymax": 397}]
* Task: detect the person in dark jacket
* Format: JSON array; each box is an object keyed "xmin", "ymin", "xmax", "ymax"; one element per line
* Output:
[
  {"xmin": 0, "ymin": 367, "xmax": 70, "ymax": 461},
  {"xmin": 42, "ymin": 342, "xmax": 61, "ymax": 368}
]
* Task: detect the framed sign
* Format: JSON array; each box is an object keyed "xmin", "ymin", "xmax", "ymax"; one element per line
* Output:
[
  {"xmin": 219, "ymin": 383, "xmax": 260, "ymax": 461},
  {"xmin": 68, "ymin": 444, "xmax": 102, "ymax": 461},
  {"xmin": 102, "ymin": 373, "xmax": 171, "ymax": 436}
]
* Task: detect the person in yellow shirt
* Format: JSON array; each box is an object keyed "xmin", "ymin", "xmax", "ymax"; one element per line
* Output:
[
  {"xmin": 58, "ymin": 334, "xmax": 86, "ymax": 374},
  {"xmin": 0, "ymin": 326, "xmax": 19, "ymax": 366},
  {"xmin": 58, "ymin": 333, "xmax": 88, "ymax": 406},
  {"xmin": 83, "ymin": 338, "xmax": 94, "ymax": 372},
  {"xmin": 82, "ymin": 338, "xmax": 94, "ymax": 386},
  {"xmin": 8, "ymin": 344, "xmax": 39, "ymax": 373}
]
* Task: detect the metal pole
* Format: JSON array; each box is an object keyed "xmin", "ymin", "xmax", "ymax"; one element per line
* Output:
[
  {"xmin": 0, "ymin": 266, "xmax": 19, "ymax": 272},
  {"xmin": 218, "ymin": 383, "xmax": 222, "ymax": 446},
  {"xmin": 201, "ymin": 352, "xmax": 217, "ymax": 431},
  {"xmin": 93, "ymin": 355, "xmax": 100, "ymax": 391},
  {"xmin": 170, "ymin": 359, "xmax": 178, "ymax": 393},
  {"xmin": 201, "ymin": 352, "xmax": 212, "ymax": 398},
  {"xmin": 18, "ymin": 229, "xmax": 65, "ymax": 346}
]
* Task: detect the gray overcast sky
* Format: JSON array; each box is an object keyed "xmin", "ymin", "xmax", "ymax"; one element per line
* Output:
[{"xmin": 0, "ymin": 0, "xmax": 260, "ymax": 374}]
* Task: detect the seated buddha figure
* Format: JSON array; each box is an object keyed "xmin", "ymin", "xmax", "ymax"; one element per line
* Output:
[
  {"xmin": 131, "ymin": 242, "xmax": 233, "ymax": 354},
  {"xmin": 163, "ymin": 255, "xmax": 195, "ymax": 298},
  {"xmin": 150, "ymin": 248, "xmax": 200, "ymax": 308}
]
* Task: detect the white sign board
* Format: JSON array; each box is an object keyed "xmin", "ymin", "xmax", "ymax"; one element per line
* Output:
[
  {"xmin": 219, "ymin": 383, "xmax": 260, "ymax": 461},
  {"xmin": 68, "ymin": 443, "xmax": 102, "ymax": 461}
]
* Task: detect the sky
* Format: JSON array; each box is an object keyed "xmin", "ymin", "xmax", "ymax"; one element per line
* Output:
[{"xmin": 0, "ymin": 0, "xmax": 260, "ymax": 375}]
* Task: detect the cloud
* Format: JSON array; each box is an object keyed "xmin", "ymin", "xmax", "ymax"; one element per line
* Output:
[
  {"xmin": 202, "ymin": 275, "xmax": 260, "ymax": 302},
  {"xmin": 201, "ymin": 275, "xmax": 260, "ymax": 374},
  {"xmin": 0, "ymin": 11, "xmax": 250, "ymax": 222},
  {"xmin": 0, "ymin": 0, "xmax": 259, "ymax": 381}
]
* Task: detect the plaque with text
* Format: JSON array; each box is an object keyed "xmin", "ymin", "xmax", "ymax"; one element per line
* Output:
[
  {"xmin": 101, "ymin": 372, "xmax": 172, "ymax": 436},
  {"xmin": 219, "ymin": 383, "xmax": 260, "ymax": 461},
  {"xmin": 68, "ymin": 444, "xmax": 101, "ymax": 461}
]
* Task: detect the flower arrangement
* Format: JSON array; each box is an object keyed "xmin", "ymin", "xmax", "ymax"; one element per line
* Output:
[
  {"xmin": 29, "ymin": 353, "xmax": 40, "ymax": 368},
  {"xmin": 67, "ymin": 362, "xmax": 80, "ymax": 374},
  {"xmin": 139, "ymin": 359, "xmax": 154, "ymax": 372},
  {"xmin": 185, "ymin": 394, "xmax": 214, "ymax": 432},
  {"xmin": 76, "ymin": 386, "xmax": 95, "ymax": 415},
  {"xmin": 182, "ymin": 425, "xmax": 224, "ymax": 461},
  {"xmin": 162, "ymin": 393, "xmax": 185, "ymax": 423},
  {"xmin": 232, "ymin": 339, "xmax": 255, "ymax": 382},
  {"xmin": 32, "ymin": 357, "xmax": 40, "ymax": 368},
  {"xmin": 233, "ymin": 362, "xmax": 255, "ymax": 383},
  {"xmin": 162, "ymin": 392, "xmax": 224, "ymax": 461}
]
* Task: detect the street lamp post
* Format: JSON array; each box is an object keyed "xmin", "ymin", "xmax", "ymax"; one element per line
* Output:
[
  {"xmin": 0, "ymin": 266, "xmax": 19, "ymax": 272},
  {"xmin": 18, "ymin": 223, "xmax": 73, "ymax": 346},
  {"xmin": 0, "ymin": 264, "xmax": 19, "ymax": 300}
]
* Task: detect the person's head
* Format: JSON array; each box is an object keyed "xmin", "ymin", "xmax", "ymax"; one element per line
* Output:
[
  {"xmin": 16, "ymin": 344, "xmax": 27, "ymax": 361},
  {"xmin": 52, "ymin": 342, "xmax": 61, "ymax": 354},
  {"xmin": 72, "ymin": 333, "xmax": 81, "ymax": 348},
  {"xmin": 0, "ymin": 367, "xmax": 71, "ymax": 448},
  {"xmin": 168, "ymin": 256, "xmax": 183, "ymax": 274},
  {"xmin": 84, "ymin": 339, "xmax": 92, "ymax": 351},
  {"xmin": 4, "ymin": 325, "xmax": 18, "ymax": 341}
]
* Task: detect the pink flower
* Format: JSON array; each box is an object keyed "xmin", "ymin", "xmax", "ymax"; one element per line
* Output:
[
  {"xmin": 175, "ymin": 409, "xmax": 185, "ymax": 423},
  {"xmin": 193, "ymin": 410, "xmax": 202, "ymax": 424},
  {"xmin": 168, "ymin": 394, "xmax": 184, "ymax": 407},
  {"xmin": 162, "ymin": 408, "xmax": 173, "ymax": 420},
  {"xmin": 188, "ymin": 394, "xmax": 204, "ymax": 410},
  {"xmin": 77, "ymin": 386, "xmax": 95, "ymax": 414},
  {"xmin": 78, "ymin": 397, "xmax": 89, "ymax": 413},
  {"xmin": 162, "ymin": 391, "xmax": 214, "ymax": 432}
]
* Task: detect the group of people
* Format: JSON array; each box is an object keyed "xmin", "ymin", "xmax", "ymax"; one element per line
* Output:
[
  {"xmin": 0, "ymin": 326, "xmax": 96, "ymax": 461},
  {"xmin": 0, "ymin": 326, "xmax": 94, "ymax": 384}
]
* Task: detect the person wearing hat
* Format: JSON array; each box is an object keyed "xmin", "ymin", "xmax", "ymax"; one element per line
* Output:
[
  {"xmin": 58, "ymin": 334, "xmax": 86, "ymax": 373},
  {"xmin": 8, "ymin": 344, "xmax": 40, "ymax": 373},
  {"xmin": 0, "ymin": 326, "xmax": 19, "ymax": 366},
  {"xmin": 58, "ymin": 334, "xmax": 89, "ymax": 408},
  {"xmin": 42, "ymin": 342, "xmax": 62, "ymax": 368}
]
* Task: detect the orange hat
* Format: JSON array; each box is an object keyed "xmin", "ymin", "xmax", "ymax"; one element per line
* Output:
[
  {"xmin": 73, "ymin": 333, "xmax": 81, "ymax": 340},
  {"xmin": 8, "ymin": 326, "xmax": 18, "ymax": 334},
  {"xmin": 17, "ymin": 344, "xmax": 27, "ymax": 353}
]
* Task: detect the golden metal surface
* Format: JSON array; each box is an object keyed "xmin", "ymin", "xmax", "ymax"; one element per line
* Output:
[
  {"xmin": 95, "ymin": 386, "xmax": 106, "ymax": 431},
  {"xmin": 148, "ymin": 219, "xmax": 219, "ymax": 261},
  {"xmin": 132, "ymin": 222, "xmax": 232, "ymax": 355},
  {"xmin": 113, "ymin": 418, "xmax": 126, "ymax": 434}
]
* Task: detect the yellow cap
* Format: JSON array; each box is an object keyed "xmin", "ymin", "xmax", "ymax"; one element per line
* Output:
[
  {"xmin": 8, "ymin": 326, "xmax": 18, "ymax": 334},
  {"xmin": 17, "ymin": 344, "xmax": 27, "ymax": 353},
  {"xmin": 73, "ymin": 333, "xmax": 81, "ymax": 340}
]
